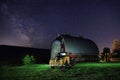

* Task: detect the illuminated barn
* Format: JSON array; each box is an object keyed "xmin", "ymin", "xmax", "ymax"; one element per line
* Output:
[{"xmin": 50, "ymin": 34, "xmax": 99, "ymax": 62}]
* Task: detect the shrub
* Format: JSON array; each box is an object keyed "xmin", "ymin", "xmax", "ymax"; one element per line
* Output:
[{"xmin": 22, "ymin": 54, "xmax": 35, "ymax": 65}]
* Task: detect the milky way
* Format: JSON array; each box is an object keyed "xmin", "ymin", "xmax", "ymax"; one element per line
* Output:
[{"xmin": 0, "ymin": 0, "xmax": 120, "ymax": 51}]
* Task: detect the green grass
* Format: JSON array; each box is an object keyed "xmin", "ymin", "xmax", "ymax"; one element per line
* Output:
[
  {"xmin": 75, "ymin": 62, "xmax": 120, "ymax": 68},
  {"xmin": 1, "ymin": 63, "xmax": 120, "ymax": 80}
]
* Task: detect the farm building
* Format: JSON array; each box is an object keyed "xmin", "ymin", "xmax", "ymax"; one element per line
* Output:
[{"xmin": 50, "ymin": 34, "xmax": 99, "ymax": 62}]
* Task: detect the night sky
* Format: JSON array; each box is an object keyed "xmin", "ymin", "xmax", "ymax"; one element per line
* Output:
[{"xmin": 0, "ymin": 0, "xmax": 120, "ymax": 51}]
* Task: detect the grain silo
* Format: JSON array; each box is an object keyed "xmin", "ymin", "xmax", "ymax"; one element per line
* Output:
[{"xmin": 50, "ymin": 34, "xmax": 99, "ymax": 62}]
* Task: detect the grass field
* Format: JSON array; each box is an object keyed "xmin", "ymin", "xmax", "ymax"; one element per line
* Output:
[{"xmin": 1, "ymin": 63, "xmax": 120, "ymax": 80}]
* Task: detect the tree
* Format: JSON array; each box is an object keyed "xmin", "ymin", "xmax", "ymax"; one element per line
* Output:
[
  {"xmin": 22, "ymin": 54, "xmax": 31, "ymax": 65},
  {"xmin": 22, "ymin": 54, "xmax": 35, "ymax": 65},
  {"xmin": 112, "ymin": 39, "xmax": 120, "ymax": 52},
  {"xmin": 99, "ymin": 47, "xmax": 111, "ymax": 62},
  {"xmin": 103, "ymin": 47, "xmax": 111, "ymax": 62}
]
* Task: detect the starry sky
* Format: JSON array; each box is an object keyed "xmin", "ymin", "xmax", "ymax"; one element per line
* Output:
[{"xmin": 0, "ymin": 0, "xmax": 120, "ymax": 51}]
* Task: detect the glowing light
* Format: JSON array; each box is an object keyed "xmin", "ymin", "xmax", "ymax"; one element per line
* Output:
[{"xmin": 60, "ymin": 52, "xmax": 66, "ymax": 56}]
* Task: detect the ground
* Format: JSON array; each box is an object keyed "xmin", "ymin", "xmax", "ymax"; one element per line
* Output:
[{"xmin": 1, "ymin": 63, "xmax": 120, "ymax": 80}]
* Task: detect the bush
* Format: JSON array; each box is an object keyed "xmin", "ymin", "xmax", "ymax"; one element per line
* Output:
[{"xmin": 22, "ymin": 54, "xmax": 35, "ymax": 65}]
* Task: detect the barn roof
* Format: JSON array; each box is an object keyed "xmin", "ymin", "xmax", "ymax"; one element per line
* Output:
[{"xmin": 57, "ymin": 34, "xmax": 99, "ymax": 55}]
